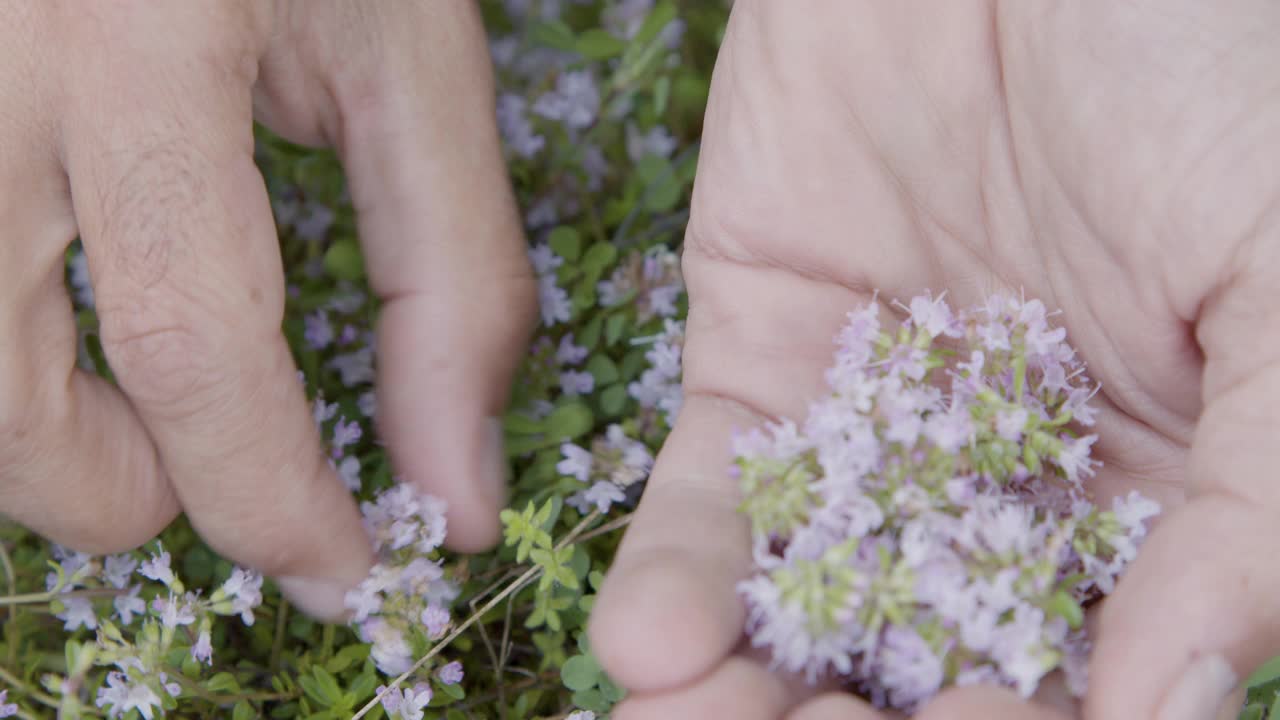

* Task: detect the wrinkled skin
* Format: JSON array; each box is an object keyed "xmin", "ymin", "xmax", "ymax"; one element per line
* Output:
[
  {"xmin": 590, "ymin": 2, "xmax": 1280, "ymax": 719},
  {"xmin": 0, "ymin": 1, "xmax": 534, "ymax": 619}
]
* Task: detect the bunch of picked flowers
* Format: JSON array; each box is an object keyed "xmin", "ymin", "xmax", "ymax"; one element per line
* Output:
[{"xmin": 734, "ymin": 292, "xmax": 1160, "ymax": 710}]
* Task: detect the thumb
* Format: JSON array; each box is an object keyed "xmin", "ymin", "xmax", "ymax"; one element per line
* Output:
[
  {"xmin": 314, "ymin": 4, "xmax": 536, "ymax": 551},
  {"xmin": 1085, "ymin": 267, "xmax": 1280, "ymax": 720}
]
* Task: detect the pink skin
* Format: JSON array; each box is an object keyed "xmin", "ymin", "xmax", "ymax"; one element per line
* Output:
[{"xmin": 591, "ymin": 2, "xmax": 1280, "ymax": 719}]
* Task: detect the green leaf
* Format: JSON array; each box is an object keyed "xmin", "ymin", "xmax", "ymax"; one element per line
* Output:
[
  {"xmin": 543, "ymin": 403, "xmax": 595, "ymax": 442},
  {"xmin": 1239, "ymin": 704, "xmax": 1264, "ymax": 720},
  {"xmin": 605, "ymin": 313, "xmax": 629, "ymax": 346},
  {"xmin": 598, "ymin": 673, "xmax": 627, "ymax": 703},
  {"xmin": 528, "ymin": 20, "xmax": 577, "ymax": 51},
  {"xmin": 561, "ymin": 654, "xmax": 602, "ymax": 692},
  {"xmin": 578, "ymin": 314, "xmax": 604, "ymax": 350},
  {"xmin": 548, "ymin": 226, "xmax": 582, "ymax": 262},
  {"xmin": 504, "ymin": 410, "xmax": 547, "ymax": 435},
  {"xmin": 571, "ymin": 688, "xmax": 610, "ymax": 713},
  {"xmin": 1046, "ymin": 589, "xmax": 1083, "ymax": 630},
  {"xmin": 207, "ymin": 672, "xmax": 241, "ymax": 694},
  {"xmin": 232, "ymin": 700, "xmax": 256, "ymax": 720},
  {"xmin": 440, "ymin": 682, "xmax": 466, "ymax": 701},
  {"xmin": 653, "ymin": 75, "xmax": 671, "ymax": 116},
  {"xmin": 1247, "ymin": 655, "xmax": 1280, "ymax": 687},
  {"xmin": 576, "ymin": 29, "xmax": 627, "ymax": 60},
  {"xmin": 600, "ymin": 383, "xmax": 629, "ymax": 417},
  {"xmin": 323, "ymin": 240, "xmax": 365, "ymax": 281},
  {"xmin": 348, "ymin": 669, "xmax": 378, "ymax": 702},
  {"xmin": 585, "ymin": 355, "xmax": 619, "ymax": 386},
  {"xmin": 581, "ymin": 242, "xmax": 618, "ymax": 283},
  {"xmin": 300, "ymin": 667, "xmax": 343, "ymax": 708},
  {"xmin": 325, "ymin": 644, "xmax": 369, "ymax": 674},
  {"xmin": 634, "ymin": 0, "xmax": 677, "ymax": 46}
]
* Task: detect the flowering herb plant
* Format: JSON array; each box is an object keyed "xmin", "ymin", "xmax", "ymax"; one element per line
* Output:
[{"xmin": 2, "ymin": 1, "xmax": 1280, "ymax": 719}]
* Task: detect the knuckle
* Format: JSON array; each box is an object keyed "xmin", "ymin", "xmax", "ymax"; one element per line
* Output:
[{"xmin": 97, "ymin": 309, "xmax": 225, "ymax": 417}]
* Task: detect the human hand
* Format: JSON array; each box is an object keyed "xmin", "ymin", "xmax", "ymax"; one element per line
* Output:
[
  {"xmin": 590, "ymin": 2, "xmax": 1280, "ymax": 718},
  {"xmin": 0, "ymin": 1, "xmax": 534, "ymax": 620}
]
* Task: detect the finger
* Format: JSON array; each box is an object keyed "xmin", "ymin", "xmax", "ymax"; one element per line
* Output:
[
  {"xmin": 1083, "ymin": 497, "xmax": 1267, "ymax": 720},
  {"xmin": 267, "ymin": 2, "xmax": 537, "ymax": 552},
  {"xmin": 0, "ymin": 122, "xmax": 178, "ymax": 550},
  {"xmin": 918, "ymin": 686, "xmax": 1073, "ymax": 720},
  {"xmin": 613, "ymin": 656, "xmax": 800, "ymax": 720},
  {"xmin": 1085, "ymin": 269, "xmax": 1280, "ymax": 720},
  {"xmin": 787, "ymin": 694, "xmax": 886, "ymax": 720},
  {"xmin": 59, "ymin": 5, "xmax": 370, "ymax": 619},
  {"xmin": 590, "ymin": 247, "xmax": 868, "ymax": 691}
]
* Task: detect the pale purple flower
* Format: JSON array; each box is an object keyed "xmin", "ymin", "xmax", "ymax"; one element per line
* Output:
[
  {"xmin": 1055, "ymin": 435, "xmax": 1098, "ymax": 482},
  {"xmin": 538, "ymin": 274, "xmax": 572, "ymax": 327},
  {"xmin": 313, "ymin": 397, "xmax": 339, "ymax": 426},
  {"xmin": 560, "ymin": 369, "xmax": 595, "ymax": 396},
  {"xmin": 345, "ymin": 580, "xmax": 384, "ymax": 623},
  {"xmin": 358, "ymin": 390, "xmax": 377, "ymax": 418},
  {"xmin": 977, "ymin": 322, "xmax": 1011, "ymax": 352},
  {"xmin": 332, "ymin": 417, "xmax": 363, "ymax": 450},
  {"xmin": 191, "ymin": 629, "xmax": 213, "ymax": 665},
  {"xmin": 569, "ymin": 481, "xmax": 626, "ymax": 514},
  {"xmin": 154, "ymin": 594, "xmax": 197, "ymax": 629},
  {"xmin": 58, "ymin": 596, "xmax": 98, "ymax": 631},
  {"xmin": 97, "ymin": 669, "xmax": 163, "ymax": 720},
  {"xmin": 995, "ymin": 408, "xmax": 1029, "ymax": 442},
  {"xmin": 878, "ymin": 627, "xmax": 945, "ymax": 710},
  {"xmin": 497, "ymin": 94, "xmax": 546, "ymax": 159},
  {"xmin": 335, "ymin": 455, "xmax": 361, "ymax": 492},
  {"xmin": 626, "ymin": 123, "xmax": 677, "ymax": 161},
  {"xmin": 376, "ymin": 681, "xmax": 433, "ymax": 720},
  {"xmin": 114, "ymin": 585, "xmax": 147, "ymax": 625},
  {"xmin": 102, "ymin": 554, "xmax": 138, "ymax": 589},
  {"xmin": 557, "ymin": 444, "xmax": 593, "ymax": 482},
  {"xmin": 294, "ymin": 202, "xmax": 334, "ymax": 241},
  {"xmin": 905, "ymin": 291, "xmax": 958, "ymax": 338},
  {"xmin": 304, "ymin": 311, "xmax": 334, "ymax": 350},
  {"xmin": 527, "ymin": 195, "xmax": 561, "ymax": 229},
  {"xmin": 421, "ymin": 604, "xmax": 451, "ymax": 639},
  {"xmin": 0, "ymin": 689, "xmax": 16, "ymax": 717},
  {"xmin": 362, "ymin": 618, "xmax": 414, "ymax": 676},
  {"xmin": 220, "ymin": 568, "xmax": 264, "ymax": 625},
  {"xmin": 528, "ymin": 243, "xmax": 563, "ymax": 276},
  {"xmin": 436, "ymin": 660, "xmax": 464, "ymax": 685},
  {"xmin": 556, "ymin": 334, "xmax": 589, "ymax": 365},
  {"xmin": 532, "ymin": 70, "xmax": 600, "ymax": 129},
  {"xmin": 581, "ymin": 143, "xmax": 610, "ymax": 191},
  {"xmin": 330, "ymin": 347, "xmax": 375, "ymax": 387},
  {"xmin": 139, "ymin": 545, "xmax": 174, "ymax": 587}
]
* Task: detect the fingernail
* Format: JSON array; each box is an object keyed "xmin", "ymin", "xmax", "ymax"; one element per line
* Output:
[
  {"xmin": 277, "ymin": 576, "xmax": 353, "ymax": 623},
  {"xmin": 1160, "ymin": 654, "xmax": 1238, "ymax": 720},
  {"xmin": 479, "ymin": 416, "xmax": 510, "ymax": 508}
]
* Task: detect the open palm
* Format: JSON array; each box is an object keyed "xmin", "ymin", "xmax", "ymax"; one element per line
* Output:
[{"xmin": 591, "ymin": 2, "xmax": 1280, "ymax": 719}]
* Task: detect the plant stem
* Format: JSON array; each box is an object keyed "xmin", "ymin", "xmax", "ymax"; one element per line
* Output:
[
  {"xmin": 270, "ymin": 598, "xmax": 291, "ymax": 672},
  {"xmin": 0, "ymin": 663, "xmax": 65, "ymax": 711}
]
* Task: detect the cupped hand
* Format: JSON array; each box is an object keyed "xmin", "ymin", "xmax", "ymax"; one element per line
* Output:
[
  {"xmin": 0, "ymin": 2, "xmax": 534, "ymax": 619},
  {"xmin": 591, "ymin": 2, "xmax": 1280, "ymax": 718}
]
